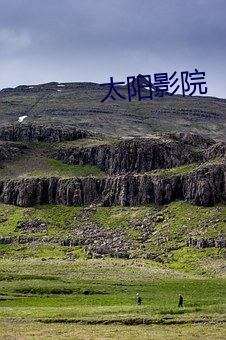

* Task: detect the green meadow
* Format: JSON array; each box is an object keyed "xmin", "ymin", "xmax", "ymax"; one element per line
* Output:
[
  {"xmin": 0, "ymin": 257, "xmax": 225, "ymax": 339},
  {"xmin": 0, "ymin": 200, "xmax": 225, "ymax": 338}
]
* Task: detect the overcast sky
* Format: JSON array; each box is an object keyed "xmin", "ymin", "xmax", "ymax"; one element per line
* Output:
[{"xmin": 0, "ymin": 0, "xmax": 225, "ymax": 98}]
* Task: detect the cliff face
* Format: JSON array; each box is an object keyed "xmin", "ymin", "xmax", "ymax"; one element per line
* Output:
[
  {"xmin": 204, "ymin": 142, "xmax": 226, "ymax": 160},
  {"xmin": 0, "ymin": 142, "xmax": 28, "ymax": 161},
  {"xmin": 52, "ymin": 138, "xmax": 203, "ymax": 175},
  {"xmin": 0, "ymin": 164, "xmax": 225, "ymax": 207},
  {"xmin": 164, "ymin": 132, "xmax": 215, "ymax": 149},
  {"xmin": 0, "ymin": 125, "xmax": 225, "ymax": 208},
  {"xmin": 0, "ymin": 123, "xmax": 90, "ymax": 142}
]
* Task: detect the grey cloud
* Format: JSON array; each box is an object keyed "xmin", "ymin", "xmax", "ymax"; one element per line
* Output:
[{"xmin": 0, "ymin": 0, "xmax": 225, "ymax": 98}]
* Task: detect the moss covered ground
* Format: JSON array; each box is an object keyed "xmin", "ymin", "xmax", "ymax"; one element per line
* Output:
[{"xmin": 0, "ymin": 201, "xmax": 225, "ymax": 277}]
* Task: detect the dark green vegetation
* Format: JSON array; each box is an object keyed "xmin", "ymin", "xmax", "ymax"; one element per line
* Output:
[{"xmin": 0, "ymin": 81, "xmax": 226, "ymax": 140}]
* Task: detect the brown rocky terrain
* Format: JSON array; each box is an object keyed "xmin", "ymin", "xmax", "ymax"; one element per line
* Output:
[{"xmin": 0, "ymin": 141, "xmax": 28, "ymax": 161}]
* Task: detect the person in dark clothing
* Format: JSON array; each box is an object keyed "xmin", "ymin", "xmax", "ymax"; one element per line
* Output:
[
  {"xmin": 137, "ymin": 293, "xmax": 142, "ymax": 305},
  {"xmin": 178, "ymin": 294, "xmax": 183, "ymax": 307}
]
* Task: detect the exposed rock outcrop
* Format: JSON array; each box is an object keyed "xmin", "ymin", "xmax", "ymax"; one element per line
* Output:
[
  {"xmin": 52, "ymin": 138, "xmax": 203, "ymax": 175},
  {"xmin": 0, "ymin": 123, "xmax": 90, "ymax": 142},
  {"xmin": 16, "ymin": 218, "xmax": 48, "ymax": 233},
  {"xmin": 0, "ymin": 142, "xmax": 28, "ymax": 161},
  {"xmin": 204, "ymin": 142, "xmax": 226, "ymax": 160},
  {"xmin": 164, "ymin": 132, "xmax": 215, "ymax": 149},
  {"xmin": 0, "ymin": 164, "xmax": 225, "ymax": 207},
  {"xmin": 187, "ymin": 237, "xmax": 226, "ymax": 248},
  {"xmin": 0, "ymin": 127, "xmax": 225, "ymax": 208}
]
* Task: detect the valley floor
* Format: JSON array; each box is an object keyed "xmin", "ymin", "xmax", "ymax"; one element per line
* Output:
[
  {"xmin": 0, "ymin": 257, "xmax": 225, "ymax": 339},
  {"xmin": 0, "ymin": 322, "xmax": 225, "ymax": 340}
]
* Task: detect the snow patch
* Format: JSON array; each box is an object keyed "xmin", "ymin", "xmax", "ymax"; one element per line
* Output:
[{"xmin": 18, "ymin": 115, "xmax": 27, "ymax": 123}]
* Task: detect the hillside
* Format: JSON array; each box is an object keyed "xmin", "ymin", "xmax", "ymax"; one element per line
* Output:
[
  {"xmin": 0, "ymin": 124, "xmax": 225, "ymax": 268},
  {"xmin": 0, "ymin": 96, "xmax": 225, "ymax": 334},
  {"xmin": 0, "ymin": 80, "xmax": 226, "ymax": 140}
]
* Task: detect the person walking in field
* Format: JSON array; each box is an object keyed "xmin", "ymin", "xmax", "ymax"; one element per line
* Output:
[
  {"xmin": 178, "ymin": 294, "xmax": 183, "ymax": 307},
  {"xmin": 136, "ymin": 293, "xmax": 142, "ymax": 306}
]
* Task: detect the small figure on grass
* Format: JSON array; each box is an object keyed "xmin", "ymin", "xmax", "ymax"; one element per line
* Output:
[
  {"xmin": 136, "ymin": 293, "xmax": 142, "ymax": 306},
  {"xmin": 178, "ymin": 294, "xmax": 183, "ymax": 308}
]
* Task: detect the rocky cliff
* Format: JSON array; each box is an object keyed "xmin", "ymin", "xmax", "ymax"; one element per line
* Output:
[
  {"xmin": 0, "ymin": 125, "xmax": 225, "ymax": 208},
  {"xmin": 51, "ymin": 138, "xmax": 204, "ymax": 175},
  {"xmin": 164, "ymin": 132, "xmax": 215, "ymax": 149},
  {"xmin": 0, "ymin": 142, "xmax": 28, "ymax": 161},
  {"xmin": 0, "ymin": 123, "xmax": 90, "ymax": 142},
  {"xmin": 204, "ymin": 142, "xmax": 226, "ymax": 160},
  {"xmin": 0, "ymin": 164, "xmax": 225, "ymax": 207}
]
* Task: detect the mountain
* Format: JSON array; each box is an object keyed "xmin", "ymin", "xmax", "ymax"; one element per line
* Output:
[
  {"xmin": 0, "ymin": 81, "xmax": 225, "ymax": 266},
  {"xmin": 0, "ymin": 124, "xmax": 225, "ymax": 264},
  {"xmin": 0, "ymin": 79, "xmax": 226, "ymax": 140}
]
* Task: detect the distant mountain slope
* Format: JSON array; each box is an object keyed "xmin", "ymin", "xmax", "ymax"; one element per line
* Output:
[{"xmin": 0, "ymin": 80, "xmax": 226, "ymax": 140}]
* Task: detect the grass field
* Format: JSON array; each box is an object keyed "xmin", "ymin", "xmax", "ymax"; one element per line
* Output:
[
  {"xmin": 0, "ymin": 199, "xmax": 225, "ymax": 338},
  {"xmin": 0, "ymin": 322, "xmax": 225, "ymax": 340},
  {"xmin": 0, "ymin": 257, "xmax": 225, "ymax": 339}
]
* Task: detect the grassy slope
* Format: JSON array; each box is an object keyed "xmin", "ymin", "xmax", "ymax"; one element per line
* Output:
[
  {"xmin": 0, "ymin": 137, "xmax": 225, "ymax": 276},
  {"xmin": 0, "ymin": 141, "xmax": 106, "ymax": 179},
  {"xmin": 0, "ymin": 135, "xmax": 225, "ymax": 336},
  {"xmin": 0, "ymin": 201, "xmax": 225, "ymax": 277},
  {"xmin": 1, "ymin": 82, "xmax": 226, "ymax": 140}
]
